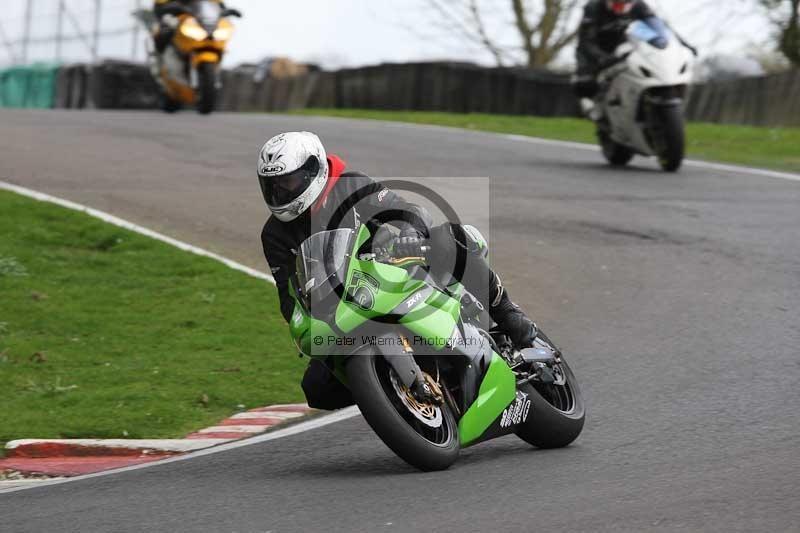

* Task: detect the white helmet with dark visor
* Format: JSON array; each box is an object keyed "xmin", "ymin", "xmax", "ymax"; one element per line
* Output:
[{"xmin": 257, "ymin": 132, "xmax": 329, "ymax": 222}]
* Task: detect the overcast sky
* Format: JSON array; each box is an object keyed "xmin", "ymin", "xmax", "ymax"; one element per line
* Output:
[{"xmin": 0, "ymin": 0, "xmax": 769, "ymax": 69}]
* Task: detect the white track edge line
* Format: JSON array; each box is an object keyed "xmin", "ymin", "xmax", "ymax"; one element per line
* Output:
[
  {"xmin": 0, "ymin": 181, "xmax": 362, "ymax": 495},
  {"xmin": 286, "ymin": 114, "xmax": 800, "ymax": 183},
  {"xmin": 0, "ymin": 407, "xmax": 360, "ymax": 494},
  {"xmin": 0, "ymin": 181, "xmax": 276, "ymax": 284}
]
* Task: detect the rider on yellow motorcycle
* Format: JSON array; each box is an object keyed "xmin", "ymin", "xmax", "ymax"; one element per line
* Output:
[{"xmin": 152, "ymin": 0, "xmax": 223, "ymax": 53}]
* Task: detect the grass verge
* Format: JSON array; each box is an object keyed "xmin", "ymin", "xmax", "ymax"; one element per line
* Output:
[
  {"xmin": 0, "ymin": 189, "xmax": 303, "ymax": 450},
  {"xmin": 292, "ymin": 109, "xmax": 800, "ymax": 174}
]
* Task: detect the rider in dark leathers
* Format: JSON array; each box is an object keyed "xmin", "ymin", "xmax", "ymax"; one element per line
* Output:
[
  {"xmin": 574, "ymin": 0, "xmax": 697, "ymax": 99},
  {"xmin": 574, "ymin": 0, "xmax": 656, "ymax": 98},
  {"xmin": 258, "ymin": 132, "xmax": 538, "ymax": 410}
]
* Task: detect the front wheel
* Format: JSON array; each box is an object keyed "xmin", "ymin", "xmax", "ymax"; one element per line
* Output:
[
  {"xmin": 516, "ymin": 358, "xmax": 585, "ymax": 449},
  {"xmin": 346, "ymin": 351, "xmax": 460, "ymax": 471},
  {"xmin": 651, "ymin": 105, "xmax": 685, "ymax": 172},
  {"xmin": 196, "ymin": 62, "xmax": 218, "ymax": 115}
]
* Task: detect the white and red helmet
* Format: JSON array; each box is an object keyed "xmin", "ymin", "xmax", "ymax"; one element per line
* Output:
[
  {"xmin": 606, "ymin": 0, "xmax": 635, "ymax": 15},
  {"xmin": 257, "ymin": 132, "xmax": 329, "ymax": 222}
]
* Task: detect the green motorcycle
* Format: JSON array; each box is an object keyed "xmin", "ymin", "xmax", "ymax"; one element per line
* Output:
[{"xmin": 289, "ymin": 223, "xmax": 585, "ymax": 471}]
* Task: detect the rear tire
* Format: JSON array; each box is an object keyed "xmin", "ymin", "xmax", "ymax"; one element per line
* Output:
[
  {"xmin": 599, "ymin": 130, "xmax": 634, "ymax": 167},
  {"xmin": 516, "ymin": 359, "xmax": 585, "ymax": 449},
  {"xmin": 346, "ymin": 351, "xmax": 460, "ymax": 471},
  {"xmin": 652, "ymin": 106, "xmax": 685, "ymax": 172},
  {"xmin": 196, "ymin": 62, "xmax": 217, "ymax": 115}
]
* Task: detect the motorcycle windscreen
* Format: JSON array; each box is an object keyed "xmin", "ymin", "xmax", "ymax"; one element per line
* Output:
[
  {"xmin": 296, "ymin": 229, "xmax": 354, "ymax": 315},
  {"xmin": 193, "ymin": 0, "xmax": 222, "ymax": 32},
  {"xmin": 628, "ymin": 17, "xmax": 672, "ymax": 49}
]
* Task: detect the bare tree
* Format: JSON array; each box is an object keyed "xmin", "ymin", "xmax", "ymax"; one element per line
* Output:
[
  {"xmin": 760, "ymin": 0, "xmax": 800, "ymax": 65},
  {"xmin": 421, "ymin": 0, "xmax": 583, "ymax": 68}
]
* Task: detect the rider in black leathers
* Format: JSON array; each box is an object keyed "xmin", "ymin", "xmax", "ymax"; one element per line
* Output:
[{"xmin": 574, "ymin": 0, "xmax": 656, "ymax": 98}]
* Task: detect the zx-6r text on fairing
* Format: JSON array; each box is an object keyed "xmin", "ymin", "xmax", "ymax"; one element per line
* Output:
[{"xmin": 289, "ymin": 224, "xmax": 585, "ymax": 471}]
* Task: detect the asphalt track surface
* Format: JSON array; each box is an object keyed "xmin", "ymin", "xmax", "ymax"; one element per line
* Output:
[{"xmin": 1, "ymin": 110, "xmax": 799, "ymax": 532}]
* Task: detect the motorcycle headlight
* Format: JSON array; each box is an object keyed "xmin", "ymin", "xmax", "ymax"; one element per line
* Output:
[
  {"xmin": 213, "ymin": 25, "xmax": 233, "ymax": 41},
  {"xmin": 180, "ymin": 19, "xmax": 208, "ymax": 41}
]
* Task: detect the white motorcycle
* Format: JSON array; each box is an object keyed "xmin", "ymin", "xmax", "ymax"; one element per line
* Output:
[{"xmin": 592, "ymin": 18, "xmax": 695, "ymax": 172}]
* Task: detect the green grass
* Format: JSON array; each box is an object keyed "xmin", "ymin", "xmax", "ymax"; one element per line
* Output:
[
  {"xmin": 292, "ymin": 109, "xmax": 800, "ymax": 174},
  {"xmin": 0, "ymin": 190, "xmax": 303, "ymax": 450}
]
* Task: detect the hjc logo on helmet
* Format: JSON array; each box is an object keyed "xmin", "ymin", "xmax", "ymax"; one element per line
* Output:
[{"xmin": 260, "ymin": 161, "xmax": 286, "ymax": 175}]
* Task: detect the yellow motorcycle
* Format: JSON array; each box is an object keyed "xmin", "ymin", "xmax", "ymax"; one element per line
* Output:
[{"xmin": 140, "ymin": 1, "xmax": 241, "ymax": 114}]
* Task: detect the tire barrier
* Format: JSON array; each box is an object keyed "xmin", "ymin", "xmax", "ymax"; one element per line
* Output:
[
  {"xmin": 0, "ymin": 64, "xmax": 60, "ymax": 109},
  {"xmin": 53, "ymin": 64, "xmax": 91, "ymax": 109},
  {"xmin": 332, "ymin": 62, "xmax": 579, "ymax": 116},
  {"xmin": 3, "ymin": 60, "xmax": 799, "ymax": 127},
  {"xmin": 87, "ymin": 60, "xmax": 160, "ymax": 110}
]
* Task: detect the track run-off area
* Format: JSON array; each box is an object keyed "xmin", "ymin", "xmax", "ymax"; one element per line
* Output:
[{"xmin": 1, "ymin": 110, "xmax": 799, "ymax": 532}]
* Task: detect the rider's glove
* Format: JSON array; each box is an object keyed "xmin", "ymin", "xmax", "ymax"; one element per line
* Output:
[{"xmin": 394, "ymin": 229, "xmax": 427, "ymax": 258}]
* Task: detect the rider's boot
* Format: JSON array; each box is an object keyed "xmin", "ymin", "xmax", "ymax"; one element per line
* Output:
[{"xmin": 488, "ymin": 274, "xmax": 537, "ymax": 349}]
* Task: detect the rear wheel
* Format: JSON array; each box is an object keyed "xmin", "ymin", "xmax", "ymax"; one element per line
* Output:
[
  {"xmin": 346, "ymin": 351, "xmax": 460, "ymax": 471},
  {"xmin": 196, "ymin": 62, "xmax": 218, "ymax": 115},
  {"xmin": 599, "ymin": 130, "xmax": 634, "ymax": 167},
  {"xmin": 516, "ymin": 358, "xmax": 585, "ymax": 449}
]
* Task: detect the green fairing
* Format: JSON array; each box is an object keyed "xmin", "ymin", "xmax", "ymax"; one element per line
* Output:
[
  {"xmin": 334, "ymin": 263, "xmax": 463, "ymax": 351},
  {"xmin": 287, "ymin": 277, "xmax": 337, "ymax": 359},
  {"xmin": 289, "ymin": 301, "xmax": 337, "ymax": 357},
  {"xmin": 399, "ymin": 291, "xmax": 460, "ymax": 350},
  {"xmin": 333, "ymin": 225, "xmax": 463, "ymax": 349},
  {"xmin": 335, "ymin": 259, "xmax": 425, "ymax": 331},
  {"xmin": 458, "ymin": 353, "xmax": 517, "ymax": 446},
  {"xmin": 354, "ymin": 224, "xmax": 371, "ymax": 249}
]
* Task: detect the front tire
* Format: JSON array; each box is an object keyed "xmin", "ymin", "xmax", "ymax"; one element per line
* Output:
[
  {"xmin": 196, "ymin": 62, "xmax": 218, "ymax": 115},
  {"xmin": 516, "ymin": 358, "xmax": 585, "ymax": 449},
  {"xmin": 346, "ymin": 351, "xmax": 460, "ymax": 471},
  {"xmin": 651, "ymin": 105, "xmax": 685, "ymax": 172}
]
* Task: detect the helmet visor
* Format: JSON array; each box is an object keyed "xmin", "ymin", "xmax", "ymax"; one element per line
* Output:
[{"xmin": 261, "ymin": 157, "xmax": 320, "ymax": 207}]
